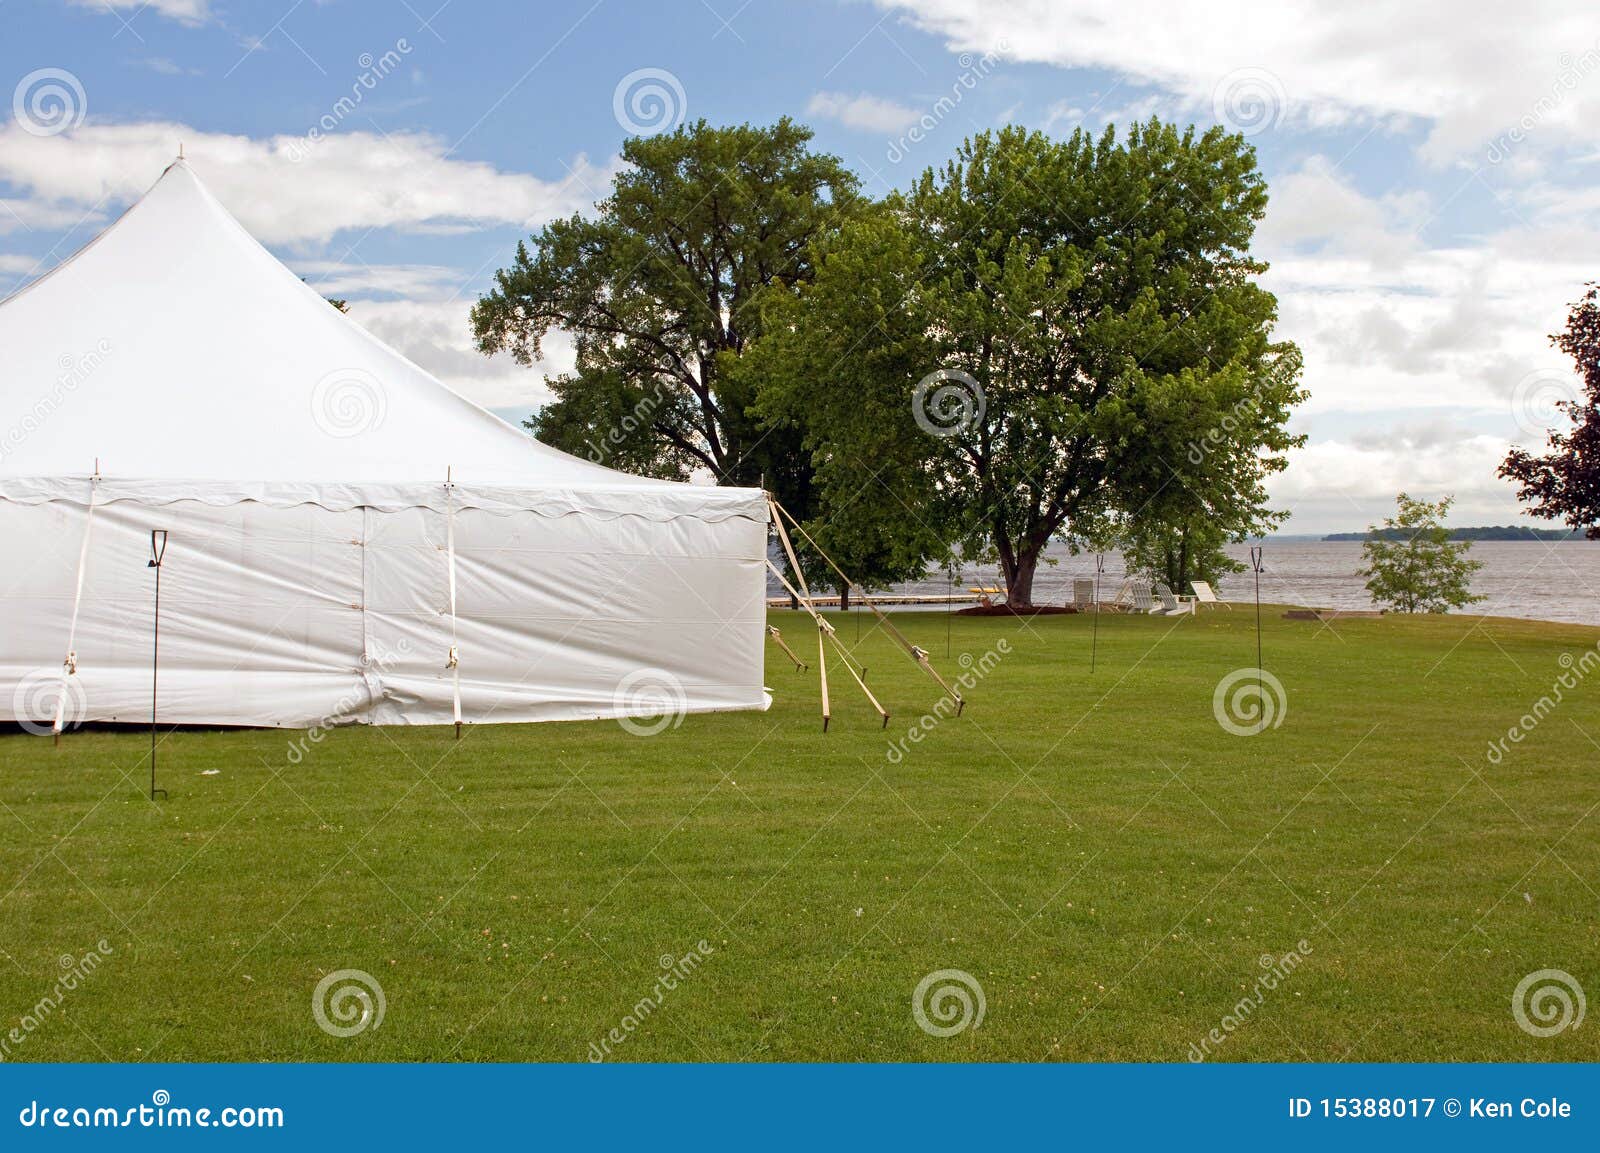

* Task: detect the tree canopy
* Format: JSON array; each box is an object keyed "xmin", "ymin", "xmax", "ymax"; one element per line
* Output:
[
  {"xmin": 471, "ymin": 118, "xmax": 859, "ymax": 503},
  {"xmin": 752, "ymin": 121, "xmax": 1303, "ymax": 606}
]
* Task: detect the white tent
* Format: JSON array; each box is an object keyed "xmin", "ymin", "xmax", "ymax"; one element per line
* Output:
[{"xmin": 0, "ymin": 159, "xmax": 769, "ymax": 730}]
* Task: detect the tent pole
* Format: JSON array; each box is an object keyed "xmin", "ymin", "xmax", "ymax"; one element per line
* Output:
[{"xmin": 148, "ymin": 530, "xmax": 168, "ymax": 800}]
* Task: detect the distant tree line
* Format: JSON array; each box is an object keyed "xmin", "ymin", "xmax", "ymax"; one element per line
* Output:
[{"xmin": 1325, "ymin": 525, "xmax": 1582, "ymax": 542}]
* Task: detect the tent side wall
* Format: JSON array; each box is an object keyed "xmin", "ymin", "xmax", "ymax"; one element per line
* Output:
[{"xmin": 1, "ymin": 492, "xmax": 768, "ymax": 730}]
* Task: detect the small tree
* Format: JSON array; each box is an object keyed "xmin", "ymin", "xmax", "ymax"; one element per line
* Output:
[{"xmin": 1360, "ymin": 494, "xmax": 1483, "ymax": 613}]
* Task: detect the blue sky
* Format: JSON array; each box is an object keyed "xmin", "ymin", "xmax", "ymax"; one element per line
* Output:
[{"xmin": 3, "ymin": 0, "xmax": 1598, "ymax": 532}]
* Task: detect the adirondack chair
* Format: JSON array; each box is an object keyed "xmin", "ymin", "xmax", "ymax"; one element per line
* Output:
[
  {"xmin": 1073, "ymin": 579, "xmax": 1096, "ymax": 611},
  {"xmin": 1131, "ymin": 584, "xmax": 1158, "ymax": 614},
  {"xmin": 1190, "ymin": 580, "xmax": 1231, "ymax": 610},
  {"xmin": 1154, "ymin": 583, "xmax": 1194, "ymax": 616}
]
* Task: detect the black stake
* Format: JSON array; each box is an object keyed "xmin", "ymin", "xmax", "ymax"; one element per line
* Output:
[
  {"xmin": 945, "ymin": 563, "xmax": 953, "ymax": 659},
  {"xmin": 148, "ymin": 530, "xmax": 169, "ymax": 800},
  {"xmin": 1090, "ymin": 552, "xmax": 1105, "ymax": 674}
]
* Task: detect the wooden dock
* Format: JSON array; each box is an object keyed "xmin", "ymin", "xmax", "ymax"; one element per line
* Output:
[{"xmin": 766, "ymin": 593, "xmax": 982, "ymax": 608}]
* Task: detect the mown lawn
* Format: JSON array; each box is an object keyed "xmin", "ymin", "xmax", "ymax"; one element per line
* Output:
[{"xmin": 1, "ymin": 606, "xmax": 1597, "ymax": 1062}]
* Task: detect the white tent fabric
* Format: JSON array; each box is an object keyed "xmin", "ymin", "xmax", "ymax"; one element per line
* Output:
[{"xmin": 0, "ymin": 160, "xmax": 769, "ymax": 729}]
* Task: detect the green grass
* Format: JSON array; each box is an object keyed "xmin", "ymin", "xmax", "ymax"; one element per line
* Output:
[{"xmin": 2, "ymin": 606, "xmax": 1598, "ymax": 1062}]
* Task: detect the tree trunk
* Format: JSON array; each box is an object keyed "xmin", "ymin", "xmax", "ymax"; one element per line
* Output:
[
  {"xmin": 1005, "ymin": 547, "xmax": 1040, "ymax": 609},
  {"xmin": 838, "ymin": 582, "xmax": 851, "ymax": 612}
]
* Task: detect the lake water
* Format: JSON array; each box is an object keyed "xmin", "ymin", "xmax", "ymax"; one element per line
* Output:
[{"xmin": 777, "ymin": 541, "xmax": 1600, "ymax": 627}]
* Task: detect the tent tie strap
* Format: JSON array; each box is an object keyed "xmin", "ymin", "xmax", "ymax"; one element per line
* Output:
[
  {"xmin": 445, "ymin": 645, "xmax": 459, "ymax": 670},
  {"xmin": 62, "ymin": 651, "xmax": 77, "ymax": 676}
]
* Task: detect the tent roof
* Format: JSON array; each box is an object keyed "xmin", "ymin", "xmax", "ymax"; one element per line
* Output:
[{"xmin": 0, "ymin": 159, "xmax": 720, "ymax": 501}]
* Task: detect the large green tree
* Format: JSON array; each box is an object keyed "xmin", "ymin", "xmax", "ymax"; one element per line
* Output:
[
  {"xmin": 747, "ymin": 208, "xmax": 953, "ymax": 605},
  {"xmin": 755, "ymin": 122, "xmax": 1302, "ymax": 608},
  {"xmin": 471, "ymin": 118, "xmax": 859, "ymax": 505}
]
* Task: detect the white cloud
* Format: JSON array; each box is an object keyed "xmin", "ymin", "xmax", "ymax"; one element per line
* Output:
[
  {"xmin": 1270, "ymin": 434, "xmax": 1525, "ymax": 531},
  {"xmin": 807, "ymin": 91, "xmax": 921, "ymax": 133},
  {"xmin": 294, "ymin": 261, "xmax": 468, "ymax": 301},
  {"xmin": 873, "ymin": 0, "xmax": 1600, "ymax": 162},
  {"xmin": 1257, "ymin": 156, "xmax": 1428, "ymax": 263},
  {"xmin": 72, "ymin": 0, "xmax": 210, "ymax": 25},
  {"xmin": 344, "ymin": 298, "xmax": 574, "ymax": 413},
  {"xmin": 0, "ymin": 122, "xmax": 616, "ymax": 246}
]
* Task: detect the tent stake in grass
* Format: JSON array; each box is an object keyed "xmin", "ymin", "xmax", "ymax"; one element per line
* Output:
[
  {"xmin": 147, "ymin": 529, "xmax": 168, "ymax": 800},
  {"xmin": 1090, "ymin": 553, "xmax": 1105, "ymax": 674}
]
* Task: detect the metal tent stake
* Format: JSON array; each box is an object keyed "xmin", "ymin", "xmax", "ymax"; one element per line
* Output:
[
  {"xmin": 1090, "ymin": 553, "xmax": 1105, "ymax": 674},
  {"xmin": 148, "ymin": 529, "xmax": 169, "ymax": 800}
]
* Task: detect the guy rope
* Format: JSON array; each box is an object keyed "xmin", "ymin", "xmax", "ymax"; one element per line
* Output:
[{"xmin": 765, "ymin": 494, "xmax": 965, "ymax": 727}]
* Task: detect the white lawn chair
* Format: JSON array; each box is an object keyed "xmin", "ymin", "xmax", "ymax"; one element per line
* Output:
[
  {"xmin": 1131, "ymin": 584, "xmax": 1158, "ymax": 614},
  {"xmin": 1189, "ymin": 581, "xmax": 1231, "ymax": 610},
  {"xmin": 1073, "ymin": 579, "xmax": 1096, "ymax": 611},
  {"xmin": 1154, "ymin": 583, "xmax": 1194, "ymax": 616}
]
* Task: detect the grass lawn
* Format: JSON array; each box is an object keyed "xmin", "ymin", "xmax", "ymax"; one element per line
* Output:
[{"xmin": 2, "ymin": 606, "xmax": 1597, "ymax": 1063}]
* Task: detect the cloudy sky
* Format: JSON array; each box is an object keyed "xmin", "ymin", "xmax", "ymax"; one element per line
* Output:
[{"xmin": 2, "ymin": 0, "xmax": 1596, "ymax": 533}]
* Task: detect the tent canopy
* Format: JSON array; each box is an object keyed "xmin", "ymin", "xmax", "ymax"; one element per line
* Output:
[{"xmin": 0, "ymin": 158, "xmax": 749, "ymax": 516}]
